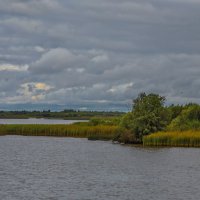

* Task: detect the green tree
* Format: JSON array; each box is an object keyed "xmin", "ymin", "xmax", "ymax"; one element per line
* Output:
[
  {"xmin": 167, "ymin": 104, "xmax": 183, "ymax": 121},
  {"xmin": 168, "ymin": 104, "xmax": 200, "ymax": 131},
  {"xmin": 132, "ymin": 93, "xmax": 168, "ymax": 139},
  {"xmin": 120, "ymin": 93, "xmax": 169, "ymax": 142}
]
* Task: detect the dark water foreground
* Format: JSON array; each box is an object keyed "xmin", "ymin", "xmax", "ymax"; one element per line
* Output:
[{"xmin": 0, "ymin": 136, "xmax": 200, "ymax": 200}]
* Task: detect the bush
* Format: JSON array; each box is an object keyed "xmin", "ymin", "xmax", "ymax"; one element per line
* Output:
[
  {"xmin": 113, "ymin": 127, "xmax": 137, "ymax": 144},
  {"xmin": 168, "ymin": 104, "xmax": 200, "ymax": 131},
  {"xmin": 89, "ymin": 117, "xmax": 121, "ymax": 126},
  {"xmin": 119, "ymin": 93, "xmax": 169, "ymax": 142}
]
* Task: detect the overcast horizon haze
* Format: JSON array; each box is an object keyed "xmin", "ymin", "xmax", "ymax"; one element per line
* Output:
[{"xmin": 1, "ymin": 0, "xmax": 200, "ymax": 111}]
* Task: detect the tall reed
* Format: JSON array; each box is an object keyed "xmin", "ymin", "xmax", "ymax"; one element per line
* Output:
[
  {"xmin": 143, "ymin": 131, "xmax": 200, "ymax": 147},
  {"xmin": 0, "ymin": 124, "xmax": 118, "ymax": 140}
]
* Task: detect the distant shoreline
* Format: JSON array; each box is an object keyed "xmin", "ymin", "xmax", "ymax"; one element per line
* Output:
[{"xmin": 0, "ymin": 110, "xmax": 124, "ymax": 120}]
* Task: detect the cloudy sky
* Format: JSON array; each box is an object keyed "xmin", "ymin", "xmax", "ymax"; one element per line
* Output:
[{"xmin": 0, "ymin": 0, "xmax": 200, "ymax": 109}]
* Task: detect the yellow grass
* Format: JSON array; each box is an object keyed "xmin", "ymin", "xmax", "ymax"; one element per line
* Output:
[
  {"xmin": 0, "ymin": 124, "xmax": 118, "ymax": 140},
  {"xmin": 143, "ymin": 131, "xmax": 200, "ymax": 147}
]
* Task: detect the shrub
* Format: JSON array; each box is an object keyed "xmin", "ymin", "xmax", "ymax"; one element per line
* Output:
[{"xmin": 168, "ymin": 104, "xmax": 200, "ymax": 131}]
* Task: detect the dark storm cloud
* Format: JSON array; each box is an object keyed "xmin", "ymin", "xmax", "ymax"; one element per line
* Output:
[{"xmin": 0, "ymin": 0, "xmax": 200, "ymax": 106}]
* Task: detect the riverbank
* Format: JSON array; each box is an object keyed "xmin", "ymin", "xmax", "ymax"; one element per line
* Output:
[
  {"xmin": 143, "ymin": 131, "xmax": 200, "ymax": 147},
  {"xmin": 2, "ymin": 124, "xmax": 200, "ymax": 147},
  {"xmin": 0, "ymin": 124, "xmax": 118, "ymax": 140}
]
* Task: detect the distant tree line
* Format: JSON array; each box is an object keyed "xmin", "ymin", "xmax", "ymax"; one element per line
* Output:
[{"xmin": 0, "ymin": 110, "xmax": 124, "ymax": 120}]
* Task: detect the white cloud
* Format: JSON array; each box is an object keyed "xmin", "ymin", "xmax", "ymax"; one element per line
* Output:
[
  {"xmin": 76, "ymin": 68, "xmax": 85, "ymax": 73},
  {"xmin": 108, "ymin": 82, "xmax": 134, "ymax": 93},
  {"xmin": 34, "ymin": 83, "xmax": 53, "ymax": 91},
  {"xmin": 16, "ymin": 82, "xmax": 53, "ymax": 102},
  {"xmin": 91, "ymin": 54, "xmax": 109, "ymax": 63},
  {"xmin": 0, "ymin": 64, "xmax": 28, "ymax": 72},
  {"xmin": 34, "ymin": 46, "xmax": 46, "ymax": 53}
]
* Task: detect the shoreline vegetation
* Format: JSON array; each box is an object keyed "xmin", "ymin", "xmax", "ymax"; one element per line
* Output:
[
  {"xmin": 0, "ymin": 123, "xmax": 118, "ymax": 141},
  {"xmin": 0, "ymin": 110, "xmax": 124, "ymax": 120},
  {"xmin": 143, "ymin": 131, "xmax": 200, "ymax": 147},
  {"xmin": 1, "ymin": 92, "xmax": 200, "ymax": 147}
]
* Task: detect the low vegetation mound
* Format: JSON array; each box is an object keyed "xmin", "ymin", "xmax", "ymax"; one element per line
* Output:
[
  {"xmin": 0, "ymin": 124, "xmax": 118, "ymax": 140},
  {"xmin": 143, "ymin": 131, "xmax": 200, "ymax": 147}
]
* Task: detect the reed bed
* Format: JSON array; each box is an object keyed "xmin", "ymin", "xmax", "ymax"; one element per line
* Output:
[
  {"xmin": 0, "ymin": 124, "xmax": 118, "ymax": 140},
  {"xmin": 143, "ymin": 131, "xmax": 200, "ymax": 147}
]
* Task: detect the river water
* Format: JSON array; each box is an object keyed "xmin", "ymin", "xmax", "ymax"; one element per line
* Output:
[
  {"xmin": 0, "ymin": 118, "xmax": 88, "ymax": 124},
  {"xmin": 0, "ymin": 136, "xmax": 200, "ymax": 200}
]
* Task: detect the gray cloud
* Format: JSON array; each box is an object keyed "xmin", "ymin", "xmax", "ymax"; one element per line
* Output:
[
  {"xmin": 0, "ymin": 0, "xmax": 200, "ymax": 108},
  {"xmin": 29, "ymin": 48, "xmax": 84, "ymax": 74}
]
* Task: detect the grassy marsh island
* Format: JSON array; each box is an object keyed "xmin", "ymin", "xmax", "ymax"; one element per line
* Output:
[
  {"xmin": 115, "ymin": 93, "xmax": 200, "ymax": 147},
  {"xmin": 0, "ymin": 123, "xmax": 118, "ymax": 140}
]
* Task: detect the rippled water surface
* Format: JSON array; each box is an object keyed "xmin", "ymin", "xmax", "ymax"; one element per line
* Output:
[
  {"xmin": 0, "ymin": 118, "xmax": 87, "ymax": 124},
  {"xmin": 0, "ymin": 136, "xmax": 200, "ymax": 200}
]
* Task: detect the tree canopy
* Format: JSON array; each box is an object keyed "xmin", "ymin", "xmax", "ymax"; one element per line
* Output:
[{"xmin": 120, "ymin": 93, "xmax": 169, "ymax": 142}]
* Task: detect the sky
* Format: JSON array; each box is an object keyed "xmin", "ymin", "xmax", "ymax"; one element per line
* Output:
[{"xmin": 0, "ymin": 0, "xmax": 200, "ymax": 110}]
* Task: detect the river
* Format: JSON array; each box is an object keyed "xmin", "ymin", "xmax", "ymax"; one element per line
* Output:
[
  {"xmin": 0, "ymin": 118, "xmax": 88, "ymax": 124},
  {"xmin": 0, "ymin": 136, "xmax": 199, "ymax": 200}
]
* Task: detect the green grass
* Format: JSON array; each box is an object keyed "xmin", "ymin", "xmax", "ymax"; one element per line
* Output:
[
  {"xmin": 143, "ymin": 131, "xmax": 200, "ymax": 147},
  {"xmin": 0, "ymin": 124, "xmax": 118, "ymax": 140}
]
